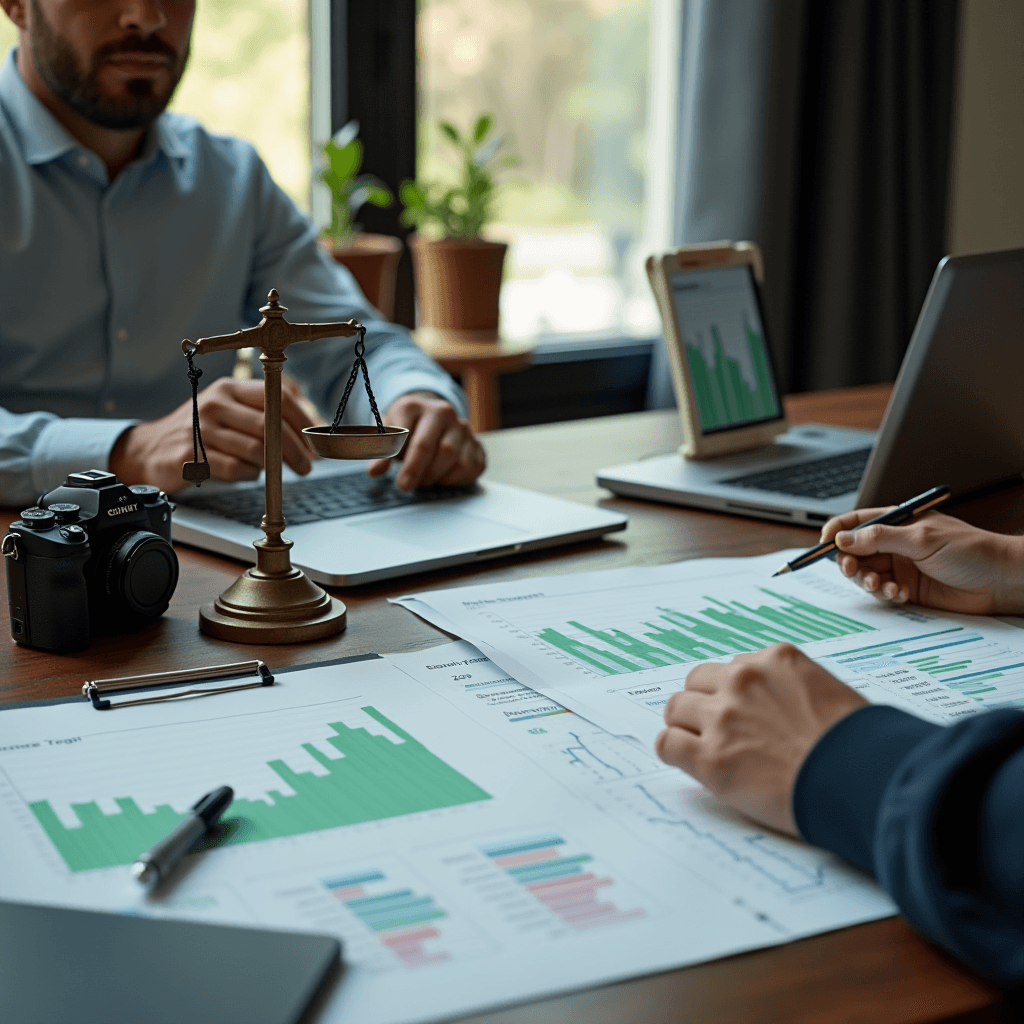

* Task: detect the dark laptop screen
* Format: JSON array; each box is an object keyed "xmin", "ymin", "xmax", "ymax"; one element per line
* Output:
[{"xmin": 668, "ymin": 264, "xmax": 782, "ymax": 434}]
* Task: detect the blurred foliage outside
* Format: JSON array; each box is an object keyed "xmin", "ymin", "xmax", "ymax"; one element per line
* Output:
[
  {"xmin": 418, "ymin": 0, "xmax": 655, "ymax": 338},
  {"xmin": 0, "ymin": 0, "xmax": 310, "ymax": 210}
]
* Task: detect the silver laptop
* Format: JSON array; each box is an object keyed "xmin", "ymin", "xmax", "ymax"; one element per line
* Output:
[
  {"xmin": 598, "ymin": 248, "xmax": 1024, "ymax": 525},
  {"xmin": 173, "ymin": 459, "xmax": 626, "ymax": 586}
]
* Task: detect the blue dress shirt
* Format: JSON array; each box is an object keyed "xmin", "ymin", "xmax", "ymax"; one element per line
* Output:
[{"xmin": 0, "ymin": 50, "xmax": 464, "ymax": 506}]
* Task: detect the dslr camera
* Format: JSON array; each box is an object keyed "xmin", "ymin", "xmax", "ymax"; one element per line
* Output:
[{"xmin": 2, "ymin": 470, "xmax": 179, "ymax": 652}]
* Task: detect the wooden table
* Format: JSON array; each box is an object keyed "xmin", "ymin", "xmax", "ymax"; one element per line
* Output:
[{"xmin": 1, "ymin": 384, "xmax": 1016, "ymax": 1023}]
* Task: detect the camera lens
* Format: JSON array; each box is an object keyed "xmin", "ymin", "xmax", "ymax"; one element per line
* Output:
[{"xmin": 105, "ymin": 531, "xmax": 179, "ymax": 618}]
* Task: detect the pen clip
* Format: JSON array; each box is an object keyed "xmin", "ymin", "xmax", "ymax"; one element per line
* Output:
[{"xmin": 83, "ymin": 660, "xmax": 274, "ymax": 710}]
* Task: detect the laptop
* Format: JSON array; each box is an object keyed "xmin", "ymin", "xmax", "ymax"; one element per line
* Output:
[
  {"xmin": 597, "ymin": 248, "xmax": 1024, "ymax": 525},
  {"xmin": 172, "ymin": 460, "xmax": 627, "ymax": 586}
]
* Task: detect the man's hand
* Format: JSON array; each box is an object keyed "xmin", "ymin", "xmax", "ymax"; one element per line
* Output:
[
  {"xmin": 109, "ymin": 378, "xmax": 315, "ymax": 493},
  {"xmin": 821, "ymin": 509, "xmax": 1024, "ymax": 615},
  {"xmin": 367, "ymin": 393, "xmax": 486, "ymax": 491},
  {"xmin": 656, "ymin": 644, "xmax": 866, "ymax": 836}
]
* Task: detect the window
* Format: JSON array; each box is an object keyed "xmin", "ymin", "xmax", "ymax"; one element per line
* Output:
[
  {"xmin": 418, "ymin": 0, "xmax": 659, "ymax": 344},
  {"xmin": 172, "ymin": 0, "xmax": 311, "ymax": 210}
]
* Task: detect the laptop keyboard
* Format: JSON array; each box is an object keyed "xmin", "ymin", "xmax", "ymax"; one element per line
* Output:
[
  {"xmin": 184, "ymin": 473, "xmax": 474, "ymax": 527},
  {"xmin": 719, "ymin": 447, "xmax": 872, "ymax": 500}
]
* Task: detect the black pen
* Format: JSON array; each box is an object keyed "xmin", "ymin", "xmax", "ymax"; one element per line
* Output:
[
  {"xmin": 772, "ymin": 485, "xmax": 952, "ymax": 577},
  {"xmin": 131, "ymin": 785, "xmax": 234, "ymax": 886}
]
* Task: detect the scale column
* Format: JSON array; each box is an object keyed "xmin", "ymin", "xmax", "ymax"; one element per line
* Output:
[{"xmin": 254, "ymin": 348, "xmax": 292, "ymax": 577}]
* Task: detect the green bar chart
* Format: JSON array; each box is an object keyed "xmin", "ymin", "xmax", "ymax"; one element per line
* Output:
[
  {"xmin": 685, "ymin": 323, "xmax": 778, "ymax": 431},
  {"xmin": 30, "ymin": 707, "xmax": 492, "ymax": 873},
  {"xmin": 537, "ymin": 589, "xmax": 875, "ymax": 676}
]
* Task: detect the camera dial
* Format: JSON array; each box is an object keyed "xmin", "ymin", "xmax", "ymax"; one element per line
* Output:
[
  {"xmin": 48, "ymin": 503, "xmax": 80, "ymax": 523},
  {"xmin": 20, "ymin": 508, "xmax": 55, "ymax": 531}
]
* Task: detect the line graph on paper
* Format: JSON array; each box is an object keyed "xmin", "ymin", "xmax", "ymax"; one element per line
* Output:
[
  {"xmin": 600, "ymin": 776, "xmax": 868, "ymax": 905},
  {"xmin": 548, "ymin": 727, "xmax": 663, "ymax": 785}
]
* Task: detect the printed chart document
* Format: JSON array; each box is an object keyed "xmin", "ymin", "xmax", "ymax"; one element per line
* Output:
[
  {"xmin": 394, "ymin": 551, "xmax": 1024, "ymax": 747},
  {"xmin": 0, "ymin": 653, "xmax": 891, "ymax": 1024}
]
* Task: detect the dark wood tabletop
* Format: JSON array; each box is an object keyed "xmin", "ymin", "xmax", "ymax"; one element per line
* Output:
[{"xmin": 1, "ymin": 383, "xmax": 1017, "ymax": 1023}]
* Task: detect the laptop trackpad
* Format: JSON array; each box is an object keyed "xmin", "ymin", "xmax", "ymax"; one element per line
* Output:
[{"xmin": 352, "ymin": 507, "xmax": 529, "ymax": 551}]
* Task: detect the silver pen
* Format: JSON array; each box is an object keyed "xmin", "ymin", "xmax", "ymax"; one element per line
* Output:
[{"xmin": 131, "ymin": 785, "xmax": 234, "ymax": 886}]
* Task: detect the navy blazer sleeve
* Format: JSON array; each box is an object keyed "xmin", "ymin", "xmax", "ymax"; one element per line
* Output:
[{"xmin": 793, "ymin": 704, "xmax": 1024, "ymax": 986}]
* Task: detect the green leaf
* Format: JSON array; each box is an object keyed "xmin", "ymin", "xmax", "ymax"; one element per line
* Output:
[
  {"xmin": 473, "ymin": 114, "xmax": 493, "ymax": 142},
  {"xmin": 438, "ymin": 121, "xmax": 461, "ymax": 146},
  {"xmin": 328, "ymin": 139, "xmax": 362, "ymax": 185},
  {"xmin": 399, "ymin": 180, "xmax": 427, "ymax": 210},
  {"xmin": 366, "ymin": 186, "xmax": 393, "ymax": 208}
]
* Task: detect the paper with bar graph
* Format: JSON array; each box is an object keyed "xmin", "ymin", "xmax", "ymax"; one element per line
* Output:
[
  {"xmin": 394, "ymin": 551, "xmax": 1024, "ymax": 746},
  {"xmin": 0, "ymin": 651, "xmax": 891, "ymax": 1024}
]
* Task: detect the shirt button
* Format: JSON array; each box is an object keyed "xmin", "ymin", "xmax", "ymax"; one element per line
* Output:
[
  {"xmin": 77, "ymin": 155, "xmax": 89, "ymax": 168},
  {"xmin": 104, "ymin": 399, "xmax": 116, "ymax": 413},
  {"xmin": 117, "ymin": 328, "xmax": 128, "ymax": 341}
]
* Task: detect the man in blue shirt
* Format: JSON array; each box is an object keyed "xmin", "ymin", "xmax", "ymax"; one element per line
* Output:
[
  {"xmin": 658, "ymin": 509, "xmax": 1024, "ymax": 988},
  {"xmin": 0, "ymin": 0, "xmax": 485, "ymax": 506}
]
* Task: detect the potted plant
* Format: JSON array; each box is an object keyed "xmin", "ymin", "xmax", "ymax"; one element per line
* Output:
[
  {"xmin": 318, "ymin": 121, "xmax": 402, "ymax": 320},
  {"xmin": 400, "ymin": 115, "xmax": 512, "ymax": 334}
]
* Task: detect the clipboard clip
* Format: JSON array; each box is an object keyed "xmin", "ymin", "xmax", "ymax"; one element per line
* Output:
[{"xmin": 82, "ymin": 660, "xmax": 274, "ymax": 710}]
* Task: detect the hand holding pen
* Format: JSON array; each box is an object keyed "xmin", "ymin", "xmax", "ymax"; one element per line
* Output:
[{"xmin": 773, "ymin": 486, "xmax": 952, "ymax": 578}]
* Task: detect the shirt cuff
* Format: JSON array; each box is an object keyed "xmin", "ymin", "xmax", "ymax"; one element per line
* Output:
[
  {"xmin": 32, "ymin": 418, "xmax": 138, "ymax": 497},
  {"xmin": 793, "ymin": 705, "xmax": 940, "ymax": 874},
  {"xmin": 379, "ymin": 372, "xmax": 468, "ymax": 419}
]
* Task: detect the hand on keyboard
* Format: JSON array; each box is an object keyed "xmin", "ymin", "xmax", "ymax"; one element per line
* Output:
[{"xmin": 367, "ymin": 393, "xmax": 486, "ymax": 491}]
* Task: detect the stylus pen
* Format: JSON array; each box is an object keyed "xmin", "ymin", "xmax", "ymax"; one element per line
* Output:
[
  {"xmin": 772, "ymin": 485, "xmax": 952, "ymax": 577},
  {"xmin": 131, "ymin": 785, "xmax": 234, "ymax": 886}
]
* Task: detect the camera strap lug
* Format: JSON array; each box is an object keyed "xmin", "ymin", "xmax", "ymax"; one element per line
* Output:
[{"xmin": 2, "ymin": 534, "xmax": 19, "ymax": 560}]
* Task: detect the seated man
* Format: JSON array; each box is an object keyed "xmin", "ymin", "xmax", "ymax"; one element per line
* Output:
[
  {"xmin": 0, "ymin": 0, "xmax": 485, "ymax": 507},
  {"xmin": 657, "ymin": 509, "xmax": 1024, "ymax": 987}
]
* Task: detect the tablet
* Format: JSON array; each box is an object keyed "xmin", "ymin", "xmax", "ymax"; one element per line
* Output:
[
  {"xmin": 646, "ymin": 241, "xmax": 787, "ymax": 458},
  {"xmin": 0, "ymin": 900, "xmax": 341, "ymax": 1024}
]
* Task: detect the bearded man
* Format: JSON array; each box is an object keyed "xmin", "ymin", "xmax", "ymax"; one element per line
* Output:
[{"xmin": 0, "ymin": 0, "xmax": 485, "ymax": 505}]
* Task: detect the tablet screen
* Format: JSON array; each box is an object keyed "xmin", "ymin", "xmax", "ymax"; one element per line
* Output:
[{"xmin": 668, "ymin": 264, "xmax": 781, "ymax": 433}]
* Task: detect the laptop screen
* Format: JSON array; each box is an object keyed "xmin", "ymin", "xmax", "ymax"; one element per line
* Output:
[{"xmin": 668, "ymin": 264, "xmax": 782, "ymax": 434}]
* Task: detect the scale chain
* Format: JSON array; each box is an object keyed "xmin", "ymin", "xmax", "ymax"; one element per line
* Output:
[
  {"xmin": 329, "ymin": 325, "xmax": 384, "ymax": 435},
  {"xmin": 182, "ymin": 346, "xmax": 211, "ymax": 485}
]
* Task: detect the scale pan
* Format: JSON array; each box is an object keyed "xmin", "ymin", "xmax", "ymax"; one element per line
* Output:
[{"xmin": 302, "ymin": 425, "xmax": 409, "ymax": 460}]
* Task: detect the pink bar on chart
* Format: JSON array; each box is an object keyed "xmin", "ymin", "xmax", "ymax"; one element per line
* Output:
[
  {"xmin": 328, "ymin": 885, "xmax": 366, "ymax": 900},
  {"xmin": 572, "ymin": 907, "xmax": 646, "ymax": 929},
  {"xmin": 491, "ymin": 847, "xmax": 560, "ymax": 869},
  {"xmin": 525, "ymin": 872, "xmax": 602, "ymax": 893},
  {"xmin": 381, "ymin": 926, "xmax": 441, "ymax": 948}
]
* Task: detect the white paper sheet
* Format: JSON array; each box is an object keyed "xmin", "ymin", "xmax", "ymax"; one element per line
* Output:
[
  {"xmin": 394, "ymin": 552, "xmax": 1024, "ymax": 747},
  {"xmin": 0, "ymin": 652, "xmax": 892, "ymax": 1024}
]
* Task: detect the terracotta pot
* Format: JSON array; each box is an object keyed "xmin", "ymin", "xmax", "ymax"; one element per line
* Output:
[
  {"xmin": 408, "ymin": 236, "xmax": 508, "ymax": 333},
  {"xmin": 325, "ymin": 233, "xmax": 403, "ymax": 321}
]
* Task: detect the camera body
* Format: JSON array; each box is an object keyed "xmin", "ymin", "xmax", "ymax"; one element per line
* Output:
[{"xmin": 3, "ymin": 470, "xmax": 179, "ymax": 652}]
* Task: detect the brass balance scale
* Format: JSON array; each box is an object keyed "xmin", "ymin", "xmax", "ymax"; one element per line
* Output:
[{"xmin": 181, "ymin": 289, "xmax": 408, "ymax": 644}]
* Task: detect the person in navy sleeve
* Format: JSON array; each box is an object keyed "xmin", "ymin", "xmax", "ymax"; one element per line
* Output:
[
  {"xmin": 0, "ymin": 0, "xmax": 484, "ymax": 504},
  {"xmin": 657, "ymin": 508, "xmax": 1024, "ymax": 987}
]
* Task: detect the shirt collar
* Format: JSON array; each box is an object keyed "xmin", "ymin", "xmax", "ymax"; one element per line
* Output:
[
  {"xmin": 0, "ymin": 47, "xmax": 191, "ymax": 172},
  {"xmin": 0, "ymin": 48, "xmax": 78, "ymax": 165}
]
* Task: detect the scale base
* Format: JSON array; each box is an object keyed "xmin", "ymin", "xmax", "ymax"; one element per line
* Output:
[{"xmin": 199, "ymin": 564, "xmax": 346, "ymax": 644}]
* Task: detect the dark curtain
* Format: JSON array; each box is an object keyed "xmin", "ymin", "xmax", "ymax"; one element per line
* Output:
[
  {"xmin": 648, "ymin": 0, "xmax": 961, "ymax": 407},
  {"xmin": 759, "ymin": 0, "xmax": 960, "ymax": 393}
]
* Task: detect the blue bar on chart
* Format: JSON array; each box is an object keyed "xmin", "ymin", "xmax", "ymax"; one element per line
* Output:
[
  {"xmin": 821, "ymin": 627, "xmax": 1024, "ymax": 708},
  {"xmin": 322, "ymin": 868, "xmax": 451, "ymax": 967}
]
